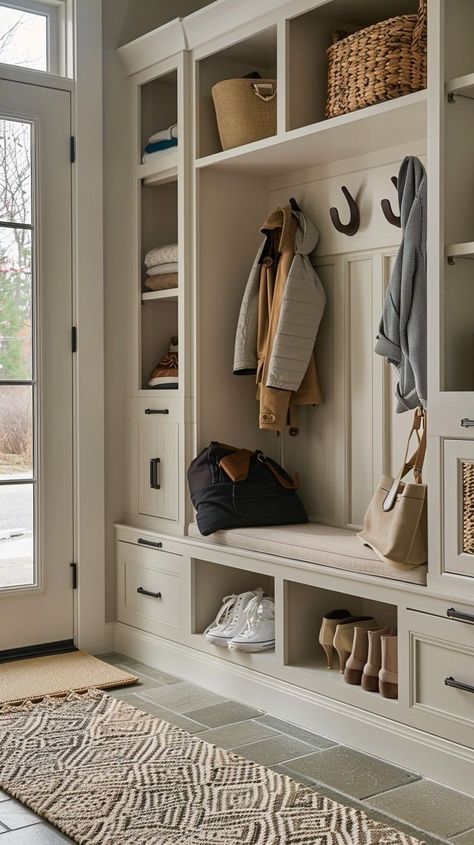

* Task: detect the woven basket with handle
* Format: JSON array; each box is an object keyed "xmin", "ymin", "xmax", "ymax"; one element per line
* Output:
[
  {"xmin": 326, "ymin": 0, "xmax": 427, "ymax": 119},
  {"xmin": 211, "ymin": 78, "xmax": 277, "ymax": 151}
]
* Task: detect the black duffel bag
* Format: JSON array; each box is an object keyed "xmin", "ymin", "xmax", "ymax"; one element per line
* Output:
[{"xmin": 188, "ymin": 442, "xmax": 308, "ymax": 536}]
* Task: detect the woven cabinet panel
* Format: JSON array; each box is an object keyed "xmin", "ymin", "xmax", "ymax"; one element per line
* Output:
[{"xmin": 462, "ymin": 462, "xmax": 474, "ymax": 555}]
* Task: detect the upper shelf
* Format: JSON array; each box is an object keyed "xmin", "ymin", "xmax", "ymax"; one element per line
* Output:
[
  {"xmin": 446, "ymin": 73, "xmax": 474, "ymax": 100},
  {"xmin": 195, "ymin": 90, "xmax": 427, "ymax": 176},
  {"xmin": 138, "ymin": 151, "xmax": 178, "ymax": 187},
  {"xmin": 445, "ymin": 243, "xmax": 474, "ymax": 260}
]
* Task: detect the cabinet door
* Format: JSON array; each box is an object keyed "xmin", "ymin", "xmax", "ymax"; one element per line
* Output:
[
  {"xmin": 136, "ymin": 420, "xmax": 179, "ymax": 521},
  {"xmin": 444, "ymin": 439, "xmax": 474, "ymax": 577}
]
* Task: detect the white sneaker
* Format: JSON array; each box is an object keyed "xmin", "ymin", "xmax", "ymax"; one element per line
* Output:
[
  {"xmin": 204, "ymin": 589, "xmax": 263, "ymax": 647},
  {"xmin": 228, "ymin": 595, "xmax": 275, "ymax": 652}
]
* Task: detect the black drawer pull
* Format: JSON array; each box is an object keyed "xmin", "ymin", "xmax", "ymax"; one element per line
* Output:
[
  {"xmin": 137, "ymin": 586, "xmax": 162, "ymax": 599},
  {"xmin": 461, "ymin": 418, "xmax": 474, "ymax": 428},
  {"xmin": 149, "ymin": 457, "xmax": 161, "ymax": 490},
  {"xmin": 137, "ymin": 538, "xmax": 163, "ymax": 549},
  {"xmin": 445, "ymin": 676, "xmax": 474, "ymax": 694},
  {"xmin": 145, "ymin": 408, "xmax": 169, "ymax": 415},
  {"xmin": 447, "ymin": 607, "xmax": 474, "ymax": 624}
]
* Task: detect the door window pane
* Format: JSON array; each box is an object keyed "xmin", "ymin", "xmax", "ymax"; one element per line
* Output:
[
  {"xmin": 0, "ymin": 119, "xmax": 32, "ymax": 224},
  {"xmin": 0, "ymin": 385, "xmax": 33, "ymax": 480},
  {"xmin": 0, "ymin": 481, "xmax": 33, "ymax": 587},
  {"xmin": 0, "ymin": 6, "xmax": 47, "ymax": 72},
  {"xmin": 0, "ymin": 226, "xmax": 32, "ymax": 380}
]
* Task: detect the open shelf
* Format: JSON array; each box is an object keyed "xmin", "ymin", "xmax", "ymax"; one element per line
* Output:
[
  {"xmin": 446, "ymin": 73, "xmax": 474, "ymax": 101},
  {"xmin": 445, "ymin": 242, "xmax": 474, "ymax": 260},
  {"xmin": 142, "ymin": 289, "xmax": 179, "ymax": 302},
  {"xmin": 195, "ymin": 91, "xmax": 426, "ymax": 176},
  {"xmin": 138, "ymin": 152, "xmax": 178, "ymax": 187}
]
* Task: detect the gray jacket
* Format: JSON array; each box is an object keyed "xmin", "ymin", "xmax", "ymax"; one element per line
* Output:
[
  {"xmin": 375, "ymin": 156, "xmax": 427, "ymax": 411},
  {"xmin": 233, "ymin": 209, "xmax": 326, "ymax": 392}
]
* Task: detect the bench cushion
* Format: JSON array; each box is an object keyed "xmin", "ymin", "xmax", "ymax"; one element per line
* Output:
[{"xmin": 187, "ymin": 522, "xmax": 427, "ymax": 586}]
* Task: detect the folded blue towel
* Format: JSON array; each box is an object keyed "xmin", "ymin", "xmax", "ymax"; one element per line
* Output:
[{"xmin": 144, "ymin": 138, "xmax": 178, "ymax": 154}]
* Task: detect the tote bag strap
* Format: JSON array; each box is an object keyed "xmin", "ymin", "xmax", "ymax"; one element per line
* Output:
[{"xmin": 383, "ymin": 408, "xmax": 426, "ymax": 512}]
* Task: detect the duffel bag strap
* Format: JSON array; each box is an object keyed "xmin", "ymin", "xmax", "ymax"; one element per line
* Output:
[{"xmin": 258, "ymin": 453, "xmax": 299, "ymax": 491}]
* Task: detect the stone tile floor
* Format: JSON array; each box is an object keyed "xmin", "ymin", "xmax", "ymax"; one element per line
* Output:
[{"xmin": 1, "ymin": 652, "xmax": 474, "ymax": 844}]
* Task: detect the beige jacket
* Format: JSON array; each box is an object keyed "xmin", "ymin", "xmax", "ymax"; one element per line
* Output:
[{"xmin": 234, "ymin": 205, "xmax": 326, "ymax": 433}]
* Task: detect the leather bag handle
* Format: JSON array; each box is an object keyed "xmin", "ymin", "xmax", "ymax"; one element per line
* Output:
[
  {"xmin": 383, "ymin": 408, "xmax": 426, "ymax": 512},
  {"xmin": 253, "ymin": 82, "xmax": 277, "ymax": 102}
]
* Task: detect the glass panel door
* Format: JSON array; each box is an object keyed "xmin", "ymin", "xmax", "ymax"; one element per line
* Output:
[{"xmin": 0, "ymin": 116, "xmax": 35, "ymax": 589}]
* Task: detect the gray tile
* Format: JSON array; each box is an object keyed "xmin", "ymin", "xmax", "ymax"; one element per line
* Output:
[
  {"xmin": 0, "ymin": 792, "xmax": 9, "ymax": 803},
  {"xmin": 184, "ymin": 700, "xmax": 264, "ymax": 728},
  {"xmin": 284, "ymin": 746, "xmax": 419, "ymax": 800},
  {"xmin": 125, "ymin": 695, "xmax": 207, "ymax": 732},
  {"xmin": 231, "ymin": 734, "xmax": 317, "ymax": 765},
  {"xmin": 0, "ymin": 824, "xmax": 71, "ymax": 843},
  {"xmin": 0, "ymin": 800, "xmax": 40, "ymax": 830},
  {"xmin": 368, "ymin": 780, "xmax": 474, "ymax": 839},
  {"xmin": 99, "ymin": 654, "xmax": 179, "ymax": 685},
  {"xmin": 452, "ymin": 830, "xmax": 474, "ymax": 845},
  {"xmin": 255, "ymin": 715, "xmax": 337, "ymax": 749},
  {"xmin": 139, "ymin": 681, "xmax": 226, "ymax": 713},
  {"xmin": 197, "ymin": 719, "xmax": 279, "ymax": 750}
]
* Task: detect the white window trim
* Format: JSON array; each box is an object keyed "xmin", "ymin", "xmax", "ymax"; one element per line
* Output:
[{"xmin": 0, "ymin": 0, "xmax": 67, "ymax": 76}]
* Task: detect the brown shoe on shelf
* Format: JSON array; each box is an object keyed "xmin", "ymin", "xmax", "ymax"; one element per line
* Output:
[
  {"xmin": 148, "ymin": 336, "xmax": 178, "ymax": 389},
  {"xmin": 318, "ymin": 609, "xmax": 352, "ymax": 669},
  {"xmin": 333, "ymin": 618, "xmax": 378, "ymax": 673},
  {"xmin": 361, "ymin": 627, "xmax": 390, "ymax": 692},
  {"xmin": 379, "ymin": 633, "xmax": 398, "ymax": 699}
]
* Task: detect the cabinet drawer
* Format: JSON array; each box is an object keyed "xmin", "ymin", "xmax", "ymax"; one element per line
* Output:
[
  {"xmin": 444, "ymin": 439, "xmax": 474, "ymax": 577},
  {"xmin": 117, "ymin": 540, "xmax": 184, "ymax": 638},
  {"xmin": 407, "ymin": 609, "xmax": 474, "ymax": 747}
]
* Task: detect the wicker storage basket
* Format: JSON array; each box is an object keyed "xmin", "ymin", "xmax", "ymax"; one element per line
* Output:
[
  {"xmin": 462, "ymin": 462, "xmax": 474, "ymax": 556},
  {"xmin": 326, "ymin": 0, "xmax": 427, "ymax": 119},
  {"xmin": 211, "ymin": 78, "xmax": 277, "ymax": 151}
]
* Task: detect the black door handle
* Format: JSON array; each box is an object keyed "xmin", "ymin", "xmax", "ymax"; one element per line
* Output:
[
  {"xmin": 137, "ymin": 586, "xmax": 162, "ymax": 599},
  {"xmin": 149, "ymin": 457, "xmax": 161, "ymax": 489},
  {"xmin": 445, "ymin": 676, "xmax": 474, "ymax": 694},
  {"xmin": 145, "ymin": 408, "xmax": 169, "ymax": 415},
  {"xmin": 447, "ymin": 607, "xmax": 474, "ymax": 624},
  {"xmin": 137, "ymin": 538, "xmax": 163, "ymax": 549}
]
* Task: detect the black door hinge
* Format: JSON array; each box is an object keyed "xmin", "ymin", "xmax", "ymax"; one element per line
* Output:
[
  {"xmin": 70, "ymin": 562, "xmax": 78, "ymax": 590},
  {"xmin": 71, "ymin": 326, "xmax": 77, "ymax": 353},
  {"xmin": 70, "ymin": 136, "xmax": 76, "ymax": 163}
]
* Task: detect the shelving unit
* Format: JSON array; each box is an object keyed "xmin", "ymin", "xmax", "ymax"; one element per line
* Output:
[
  {"xmin": 138, "ymin": 152, "xmax": 178, "ymax": 187},
  {"xmin": 445, "ymin": 242, "xmax": 474, "ymax": 261},
  {"xmin": 141, "ymin": 289, "xmax": 179, "ymax": 302}
]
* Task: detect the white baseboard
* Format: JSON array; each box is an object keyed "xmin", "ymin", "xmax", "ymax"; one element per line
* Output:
[
  {"xmin": 103, "ymin": 622, "xmax": 116, "ymax": 654},
  {"xmin": 114, "ymin": 622, "xmax": 474, "ymax": 798}
]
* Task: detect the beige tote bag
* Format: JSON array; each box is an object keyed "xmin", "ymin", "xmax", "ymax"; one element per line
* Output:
[{"xmin": 358, "ymin": 407, "xmax": 427, "ymax": 567}]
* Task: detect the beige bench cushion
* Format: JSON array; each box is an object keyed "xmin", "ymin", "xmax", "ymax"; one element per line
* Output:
[{"xmin": 187, "ymin": 522, "xmax": 427, "ymax": 586}]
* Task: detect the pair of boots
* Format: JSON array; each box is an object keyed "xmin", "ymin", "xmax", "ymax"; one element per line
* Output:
[
  {"xmin": 318, "ymin": 609, "xmax": 379, "ymax": 672},
  {"xmin": 345, "ymin": 626, "xmax": 398, "ymax": 699}
]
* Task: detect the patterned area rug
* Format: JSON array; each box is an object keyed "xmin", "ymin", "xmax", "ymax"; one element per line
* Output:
[{"xmin": 0, "ymin": 690, "xmax": 423, "ymax": 845}]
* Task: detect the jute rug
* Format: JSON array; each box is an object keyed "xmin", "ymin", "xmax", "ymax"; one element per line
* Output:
[
  {"xmin": 0, "ymin": 651, "xmax": 137, "ymax": 704},
  {"xmin": 0, "ymin": 690, "xmax": 423, "ymax": 845}
]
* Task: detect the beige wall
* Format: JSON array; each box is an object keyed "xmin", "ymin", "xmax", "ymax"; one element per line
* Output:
[{"xmin": 102, "ymin": 0, "xmax": 212, "ymax": 621}]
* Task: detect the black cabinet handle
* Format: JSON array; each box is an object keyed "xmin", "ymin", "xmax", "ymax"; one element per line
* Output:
[
  {"xmin": 149, "ymin": 457, "xmax": 161, "ymax": 490},
  {"xmin": 137, "ymin": 586, "xmax": 162, "ymax": 599},
  {"xmin": 137, "ymin": 538, "xmax": 163, "ymax": 549},
  {"xmin": 145, "ymin": 408, "xmax": 169, "ymax": 415},
  {"xmin": 445, "ymin": 676, "xmax": 474, "ymax": 694},
  {"xmin": 461, "ymin": 418, "xmax": 474, "ymax": 428},
  {"xmin": 447, "ymin": 607, "xmax": 474, "ymax": 624}
]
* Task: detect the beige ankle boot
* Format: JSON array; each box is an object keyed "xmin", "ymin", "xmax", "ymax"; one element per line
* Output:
[
  {"xmin": 361, "ymin": 627, "xmax": 389, "ymax": 692},
  {"xmin": 333, "ymin": 618, "xmax": 378, "ymax": 673},
  {"xmin": 344, "ymin": 626, "xmax": 372, "ymax": 685},
  {"xmin": 318, "ymin": 609, "xmax": 352, "ymax": 669},
  {"xmin": 379, "ymin": 633, "xmax": 398, "ymax": 699}
]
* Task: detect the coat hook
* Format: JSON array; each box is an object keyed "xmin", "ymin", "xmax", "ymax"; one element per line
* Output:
[
  {"xmin": 381, "ymin": 176, "xmax": 401, "ymax": 228},
  {"xmin": 329, "ymin": 186, "xmax": 360, "ymax": 236}
]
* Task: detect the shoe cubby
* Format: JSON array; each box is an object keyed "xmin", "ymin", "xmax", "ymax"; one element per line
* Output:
[
  {"xmin": 140, "ymin": 298, "xmax": 178, "ymax": 392},
  {"xmin": 286, "ymin": 0, "xmax": 424, "ymax": 132},
  {"xmin": 192, "ymin": 558, "xmax": 274, "ymax": 636},
  {"xmin": 196, "ymin": 27, "xmax": 277, "ymax": 159},
  {"xmin": 139, "ymin": 69, "xmax": 177, "ymax": 165}
]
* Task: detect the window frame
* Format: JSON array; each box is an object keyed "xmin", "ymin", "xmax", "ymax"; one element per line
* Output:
[{"xmin": 0, "ymin": 0, "xmax": 64, "ymax": 76}]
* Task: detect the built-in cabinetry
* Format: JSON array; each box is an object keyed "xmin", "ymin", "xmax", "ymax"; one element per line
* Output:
[{"xmin": 115, "ymin": 0, "xmax": 474, "ymax": 795}]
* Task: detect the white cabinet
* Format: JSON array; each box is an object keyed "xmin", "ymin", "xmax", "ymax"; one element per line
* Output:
[{"xmin": 444, "ymin": 439, "xmax": 474, "ymax": 578}]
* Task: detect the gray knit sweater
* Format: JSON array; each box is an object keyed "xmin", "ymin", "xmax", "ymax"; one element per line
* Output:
[{"xmin": 375, "ymin": 156, "xmax": 427, "ymax": 411}]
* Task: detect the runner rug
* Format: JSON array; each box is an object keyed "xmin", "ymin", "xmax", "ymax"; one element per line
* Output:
[{"xmin": 0, "ymin": 690, "xmax": 423, "ymax": 845}]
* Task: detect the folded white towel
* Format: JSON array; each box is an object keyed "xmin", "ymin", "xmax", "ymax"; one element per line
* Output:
[
  {"xmin": 146, "ymin": 262, "xmax": 179, "ymax": 277},
  {"xmin": 142, "ymin": 147, "xmax": 177, "ymax": 165},
  {"xmin": 148, "ymin": 124, "xmax": 178, "ymax": 144},
  {"xmin": 145, "ymin": 244, "xmax": 178, "ymax": 268}
]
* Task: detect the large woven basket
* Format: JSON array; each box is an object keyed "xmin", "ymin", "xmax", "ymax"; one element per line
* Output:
[
  {"xmin": 212, "ymin": 78, "xmax": 277, "ymax": 151},
  {"xmin": 326, "ymin": 0, "xmax": 427, "ymax": 119}
]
